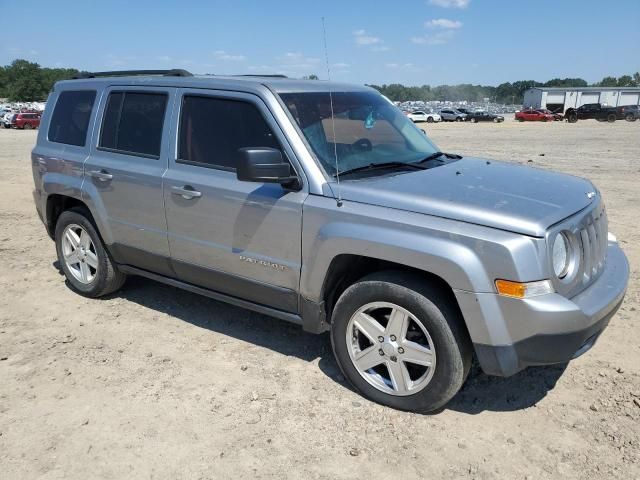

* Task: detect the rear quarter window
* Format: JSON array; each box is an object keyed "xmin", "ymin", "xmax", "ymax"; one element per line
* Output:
[{"xmin": 48, "ymin": 90, "xmax": 97, "ymax": 146}]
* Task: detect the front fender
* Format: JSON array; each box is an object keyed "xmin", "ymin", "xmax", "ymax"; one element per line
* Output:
[{"xmin": 300, "ymin": 196, "xmax": 547, "ymax": 336}]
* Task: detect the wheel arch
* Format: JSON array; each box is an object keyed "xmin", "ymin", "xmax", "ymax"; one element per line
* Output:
[{"xmin": 319, "ymin": 254, "xmax": 461, "ymax": 326}]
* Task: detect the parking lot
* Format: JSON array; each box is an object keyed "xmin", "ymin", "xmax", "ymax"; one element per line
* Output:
[{"xmin": 1, "ymin": 119, "xmax": 638, "ymax": 479}]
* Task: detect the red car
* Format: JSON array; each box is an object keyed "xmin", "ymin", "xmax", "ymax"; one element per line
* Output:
[
  {"xmin": 7, "ymin": 112, "xmax": 41, "ymax": 129},
  {"xmin": 515, "ymin": 109, "xmax": 555, "ymax": 122}
]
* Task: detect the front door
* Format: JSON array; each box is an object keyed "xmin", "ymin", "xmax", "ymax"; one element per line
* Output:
[
  {"xmin": 84, "ymin": 86, "xmax": 175, "ymax": 275},
  {"xmin": 163, "ymin": 89, "xmax": 307, "ymax": 313}
]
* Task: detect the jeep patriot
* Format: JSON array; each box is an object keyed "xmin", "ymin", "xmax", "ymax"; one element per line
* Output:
[{"xmin": 31, "ymin": 70, "xmax": 629, "ymax": 412}]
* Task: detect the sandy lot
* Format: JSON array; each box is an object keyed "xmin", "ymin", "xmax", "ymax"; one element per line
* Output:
[{"xmin": 1, "ymin": 118, "xmax": 638, "ymax": 479}]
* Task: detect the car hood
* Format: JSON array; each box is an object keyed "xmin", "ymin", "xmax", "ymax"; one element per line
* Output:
[{"xmin": 334, "ymin": 157, "xmax": 596, "ymax": 237}]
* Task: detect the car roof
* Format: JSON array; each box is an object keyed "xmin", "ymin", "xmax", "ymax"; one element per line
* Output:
[{"xmin": 55, "ymin": 74, "xmax": 373, "ymax": 95}]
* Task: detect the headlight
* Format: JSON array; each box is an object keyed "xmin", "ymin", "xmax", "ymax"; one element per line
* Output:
[{"xmin": 552, "ymin": 232, "xmax": 570, "ymax": 278}]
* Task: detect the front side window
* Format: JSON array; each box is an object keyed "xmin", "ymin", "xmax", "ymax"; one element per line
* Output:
[
  {"xmin": 279, "ymin": 91, "xmax": 439, "ymax": 177},
  {"xmin": 99, "ymin": 91, "xmax": 167, "ymax": 158},
  {"xmin": 48, "ymin": 90, "xmax": 96, "ymax": 146},
  {"xmin": 178, "ymin": 95, "xmax": 279, "ymax": 170}
]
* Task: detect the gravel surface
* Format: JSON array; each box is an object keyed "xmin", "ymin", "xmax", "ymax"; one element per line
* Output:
[{"xmin": 0, "ymin": 118, "xmax": 638, "ymax": 479}]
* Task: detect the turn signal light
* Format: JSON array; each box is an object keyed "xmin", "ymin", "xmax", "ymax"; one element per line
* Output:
[{"xmin": 495, "ymin": 279, "xmax": 553, "ymax": 299}]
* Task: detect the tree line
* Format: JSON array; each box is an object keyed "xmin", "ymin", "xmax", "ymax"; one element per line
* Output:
[
  {"xmin": 0, "ymin": 60, "xmax": 81, "ymax": 101},
  {"xmin": 1, "ymin": 58, "xmax": 639, "ymax": 104},
  {"xmin": 369, "ymin": 73, "xmax": 640, "ymax": 104}
]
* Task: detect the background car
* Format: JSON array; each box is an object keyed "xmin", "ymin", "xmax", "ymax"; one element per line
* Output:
[
  {"xmin": 515, "ymin": 109, "xmax": 555, "ymax": 122},
  {"xmin": 539, "ymin": 108, "xmax": 564, "ymax": 121},
  {"xmin": 2, "ymin": 111, "xmax": 16, "ymax": 128},
  {"xmin": 6, "ymin": 112, "xmax": 41, "ymax": 129},
  {"xmin": 439, "ymin": 109, "xmax": 467, "ymax": 122},
  {"xmin": 620, "ymin": 105, "xmax": 639, "ymax": 122},
  {"xmin": 468, "ymin": 111, "xmax": 504, "ymax": 123},
  {"xmin": 406, "ymin": 110, "xmax": 441, "ymax": 123}
]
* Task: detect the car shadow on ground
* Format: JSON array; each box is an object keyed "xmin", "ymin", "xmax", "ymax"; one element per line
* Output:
[{"xmin": 60, "ymin": 269, "xmax": 568, "ymax": 415}]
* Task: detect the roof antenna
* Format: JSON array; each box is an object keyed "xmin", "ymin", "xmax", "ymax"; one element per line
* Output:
[{"xmin": 322, "ymin": 17, "xmax": 342, "ymax": 207}]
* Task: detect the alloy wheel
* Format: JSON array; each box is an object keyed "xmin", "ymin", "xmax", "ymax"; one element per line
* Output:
[
  {"xmin": 345, "ymin": 302, "xmax": 436, "ymax": 396},
  {"xmin": 61, "ymin": 224, "xmax": 98, "ymax": 284}
]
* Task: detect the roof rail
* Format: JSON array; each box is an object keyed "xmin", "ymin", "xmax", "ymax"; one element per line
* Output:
[
  {"xmin": 72, "ymin": 69, "xmax": 193, "ymax": 79},
  {"xmin": 235, "ymin": 74, "xmax": 288, "ymax": 78}
]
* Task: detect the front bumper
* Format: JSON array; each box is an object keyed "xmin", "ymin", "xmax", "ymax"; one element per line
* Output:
[{"xmin": 456, "ymin": 242, "xmax": 629, "ymax": 376}]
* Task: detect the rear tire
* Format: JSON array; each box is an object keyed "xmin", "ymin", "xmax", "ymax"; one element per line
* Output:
[
  {"xmin": 55, "ymin": 207, "xmax": 126, "ymax": 298},
  {"xmin": 566, "ymin": 113, "xmax": 578, "ymax": 123},
  {"xmin": 330, "ymin": 271, "xmax": 472, "ymax": 413},
  {"xmin": 625, "ymin": 113, "xmax": 636, "ymax": 122},
  {"xmin": 470, "ymin": 117, "xmax": 477, "ymax": 123},
  {"xmin": 607, "ymin": 113, "xmax": 616, "ymax": 123},
  {"xmin": 426, "ymin": 117, "xmax": 434, "ymax": 123},
  {"xmin": 23, "ymin": 123, "xmax": 32, "ymax": 130}
]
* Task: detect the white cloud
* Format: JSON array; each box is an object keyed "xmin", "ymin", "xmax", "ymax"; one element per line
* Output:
[
  {"xmin": 428, "ymin": 0, "xmax": 470, "ymax": 8},
  {"xmin": 213, "ymin": 50, "xmax": 246, "ymax": 61},
  {"xmin": 353, "ymin": 29, "xmax": 382, "ymax": 46},
  {"xmin": 386, "ymin": 62, "xmax": 416, "ymax": 69},
  {"xmin": 412, "ymin": 30, "xmax": 456, "ymax": 45},
  {"xmin": 425, "ymin": 18, "xmax": 462, "ymax": 29},
  {"xmin": 276, "ymin": 52, "xmax": 321, "ymax": 70}
]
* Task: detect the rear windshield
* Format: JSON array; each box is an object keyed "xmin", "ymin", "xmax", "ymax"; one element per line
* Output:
[{"xmin": 48, "ymin": 90, "xmax": 96, "ymax": 146}]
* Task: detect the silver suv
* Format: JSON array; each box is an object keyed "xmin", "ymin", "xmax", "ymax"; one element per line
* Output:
[
  {"xmin": 31, "ymin": 70, "xmax": 629, "ymax": 412},
  {"xmin": 439, "ymin": 108, "xmax": 467, "ymax": 122}
]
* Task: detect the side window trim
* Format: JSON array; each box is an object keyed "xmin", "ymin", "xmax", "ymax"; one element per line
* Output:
[{"xmin": 96, "ymin": 89, "xmax": 169, "ymax": 160}]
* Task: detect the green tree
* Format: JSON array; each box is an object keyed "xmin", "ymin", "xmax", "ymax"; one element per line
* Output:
[
  {"xmin": 596, "ymin": 76, "xmax": 618, "ymax": 87},
  {"xmin": 616, "ymin": 75, "xmax": 634, "ymax": 87},
  {"xmin": 5, "ymin": 59, "xmax": 47, "ymax": 100}
]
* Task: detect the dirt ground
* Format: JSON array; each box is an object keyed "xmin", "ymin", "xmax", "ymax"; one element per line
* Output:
[{"xmin": 1, "ymin": 117, "xmax": 638, "ymax": 479}]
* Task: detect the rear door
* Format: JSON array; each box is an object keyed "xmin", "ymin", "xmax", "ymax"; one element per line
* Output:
[
  {"xmin": 83, "ymin": 86, "xmax": 175, "ymax": 275},
  {"xmin": 162, "ymin": 89, "xmax": 307, "ymax": 313}
]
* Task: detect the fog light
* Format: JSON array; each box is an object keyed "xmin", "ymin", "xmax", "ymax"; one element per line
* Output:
[{"xmin": 495, "ymin": 279, "xmax": 554, "ymax": 299}]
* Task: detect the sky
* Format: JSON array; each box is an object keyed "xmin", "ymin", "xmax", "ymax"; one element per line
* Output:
[{"xmin": 2, "ymin": 0, "xmax": 639, "ymax": 86}]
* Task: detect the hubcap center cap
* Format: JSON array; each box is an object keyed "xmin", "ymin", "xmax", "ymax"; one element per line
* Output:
[{"xmin": 381, "ymin": 342, "xmax": 397, "ymax": 356}]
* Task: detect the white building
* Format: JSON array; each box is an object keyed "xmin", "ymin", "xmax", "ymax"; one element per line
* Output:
[{"xmin": 523, "ymin": 87, "xmax": 640, "ymax": 113}]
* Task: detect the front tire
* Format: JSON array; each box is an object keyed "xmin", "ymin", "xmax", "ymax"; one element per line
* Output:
[
  {"xmin": 625, "ymin": 113, "xmax": 636, "ymax": 122},
  {"xmin": 55, "ymin": 207, "xmax": 126, "ymax": 297},
  {"xmin": 330, "ymin": 271, "xmax": 471, "ymax": 413},
  {"xmin": 426, "ymin": 117, "xmax": 434, "ymax": 123},
  {"xmin": 607, "ymin": 113, "xmax": 616, "ymax": 123}
]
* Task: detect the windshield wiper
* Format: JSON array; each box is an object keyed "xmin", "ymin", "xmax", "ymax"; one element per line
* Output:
[
  {"xmin": 335, "ymin": 161, "xmax": 426, "ymax": 178},
  {"xmin": 417, "ymin": 151, "xmax": 446, "ymax": 163}
]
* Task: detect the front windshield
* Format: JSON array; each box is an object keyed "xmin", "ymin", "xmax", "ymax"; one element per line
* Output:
[{"xmin": 279, "ymin": 91, "xmax": 440, "ymax": 176}]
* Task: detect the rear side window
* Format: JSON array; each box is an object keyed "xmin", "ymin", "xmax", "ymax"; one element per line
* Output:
[
  {"xmin": 178, "ymin": 95, "xmax": 279, "ymax": 170},
  {"xmin": 48, "ymin": 90, "xmax": 96, "ymax": 146},
  {"xmin": 99, "ymin": 91, "xmax": 167, "ymax": 158}
]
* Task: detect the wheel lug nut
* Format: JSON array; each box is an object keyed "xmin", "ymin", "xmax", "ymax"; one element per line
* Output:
[
  {"xmin": 378, "ymin": 349, "xmax": 384, "ymax": 356},
  {"xmin": 390, "ymin": 355, "xmax": 397, "ymax": 362},
  {"xmin": 397, "ymin": 347, "xmax": 404, "ymax": 354},
  {"xmin": 378, "ymin": 336, "xmax": 384, "ymax": 343},
  {"xmin": 390, "ymin": 335, "xmax": 396, "ymax": 341}
]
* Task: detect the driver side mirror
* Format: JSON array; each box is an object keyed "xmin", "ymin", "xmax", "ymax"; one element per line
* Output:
[{"xmin": 237, "ymin": 147, "xmax": 300, "ymax": 190}]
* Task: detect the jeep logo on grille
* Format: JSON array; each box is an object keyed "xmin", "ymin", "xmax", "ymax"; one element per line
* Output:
[{"xmin": 586, "ymin": 191, "xmax": 596, "ymax": 199}]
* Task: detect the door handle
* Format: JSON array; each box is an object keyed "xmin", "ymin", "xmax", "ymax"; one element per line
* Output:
[
  {"xmin": 171, "ymin": 185, "xmax": 202, "ymax": 199},
  {"xmin": 89, "ymin": 170, "xmax": 113, "ymax": 181}
]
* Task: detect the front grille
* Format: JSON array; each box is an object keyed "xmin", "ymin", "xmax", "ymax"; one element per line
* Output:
[{"xmin": 578, "ymin": 207, "xmax": 608, "ymax": 284}]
